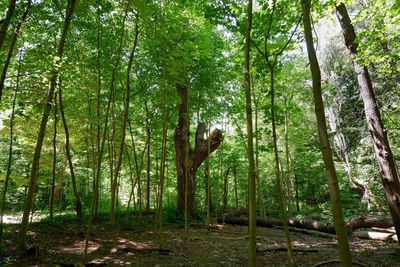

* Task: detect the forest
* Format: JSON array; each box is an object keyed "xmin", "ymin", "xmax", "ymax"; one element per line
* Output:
[{"xmin": 0, "ymin": 0, "xmax": 399, "ymax": 266}]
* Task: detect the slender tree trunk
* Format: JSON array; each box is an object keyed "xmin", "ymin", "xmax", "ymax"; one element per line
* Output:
[
  {"xmin": 0, "ymin": 0, "xmax": 32, "ymax": 101},
  {"xmin": 145, "ymin": 101, "xmax": 151, "ymax": 211},
  {"xmin": 269, "ymin": 66, "xmax": 296, "ymax": 266},
  {"xmin": 158, "ymin": 107, "xmax": 169, "ymax": 233},
  {"xmin": 252, "ymin": 88, "xmax": 266, "ymax": 219},
  {"xmin": 128, "ymin": 119, "xmax": 145, "ymax": 211},
  {"xmin": 284, "ymin": 99, "xmax": 294, "ymax": 217},
  {"xmin": 223, "ymin": 167, "xmax": 231, "ymax": 212},
  {"xmin": 302, "ymin": 0, "xmax": 353, "ymax": 265},
  {"xmin": 59, "ymin": 79, "xmax": 83, "ymax": 220},
  {"xmin": 0, "ymin": 0, "xmax": 16, "ymax": 50},
  {"xmin": 84, "ymin": 0, "xmax": 131, "ymax": 258},
  {"xmin": 16, "ymin": 0, "xmax": 77, "ymax": 253},
  {"xmin": 233, "ymin": 162, "xmax": 238, "ymax": 208},
  {"xmin": 0, "ymin": 48, "xmax": 21, "ymax": 240},
  {"xmin": 110, "ymin": 19, "xmax": 138, "ymax": 224},
  {"xmin": 336, "ymin": 3, "xmax": 400, "ymax": 246},
  {"xmin": 206, "ymin": 118, "xmax": 212, "ymax": 224},
  {"xmin": 244, "ymin": 1, "xmax": 256, "ymax": 265},
  {"xmin": 94, "ymin": 2, "xmax": 102, "ymax": 217},
  {"xmin": 49, "ymin": 92, "xmax": 57, "ymax": 219}
]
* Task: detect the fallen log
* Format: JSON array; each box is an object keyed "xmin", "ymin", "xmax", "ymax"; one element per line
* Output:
[
  {"xmin": 352, "ymin": 230, "xmax": 398, "ymax": 242},
  {"xmin": 219, "ymin": 209, "xmax": 394, "ymax": 236},
  {"xmin": 346, "ymin": 216, "xmax": 393, "ymax": 230}
]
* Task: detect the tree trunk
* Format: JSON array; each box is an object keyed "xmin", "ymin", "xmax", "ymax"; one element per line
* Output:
[
  {"xmin": 0, "ymin": 0, "xmax": 32, "ymax": 101},
  {"xmin": 84, "ymin": 0, "xmax": 131, "ymax": 258},
  {"xmin": 110, "ymin": 18, "xmax": 138, "ymax": 224},
  {"xmin": 49, "ymin": 92, "xmax": 57, "ymax": 219},
  {"xmin": 336, "ymin": 3, "xmax": 400, "ymax": 247},
  {"xmin": 59, "ymin": 79, "xmax": 83, "ymax": 221},
  {"xmin": 0, "ymin": 49, "xmax": 21, "ymax": 240},
  {"xmin": 145, "ymin": 101, "xmax": 151, "ymax": 211},
  {"xmin": 302, "ymin": 0, "xmax": 353, "ymax": 265},
  {"xmin": 174, "ymin": 86, "xmax": 223, "ymax": 219},
  {"xmin": 158, "ymin": 107, "xmax": 169, "ymax": 230},
  {"xmin": 0, "ymin": 0, "xmax": 16, "ymax": 50},
  {"xmin": 223, "ymin": 167, "xmax": 231, "ymax": 212},
  {"xmin": 252, "ymin": 87, "xmax": 266, "ymax": 219},
  {"xmin": 16, "ymin": 0, "xmax": 77, "ymax": 253},
  {"xmin": 233, "ymin": 162, "xmax": 238, "ymax": 209},
  {"xmin": 269, "ymin": 64, "xmax": 296, "ymax": 266},
  {"xmin": 243, "ymin": 1, "xmax": 256, "ymax": 266}
]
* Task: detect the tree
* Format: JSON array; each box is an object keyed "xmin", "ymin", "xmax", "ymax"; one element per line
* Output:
[
  {"xmin": 0, "ymin": 0, "xmax": 16, "ymax": 50},
  {"xmin": 301, "ymin": 0, "xmax": 353, "ymax": 265},
  {"xmin": 16, "ymin": 0, "xmax": 77, "ymax": 253},
  {"xmin": 0, "ymin": 0, "xmax": 32, "ymax": 101},
  {"xmin": 174, "ymin": 86, "xmax": 223, "ymax": 218},
  {"xmin": 336, "ymin": 3, "xmax": 400, "ymax": 246},
  {"xmin": 243, "ymin": 0, "xmax": 256, "ymax": 266}
]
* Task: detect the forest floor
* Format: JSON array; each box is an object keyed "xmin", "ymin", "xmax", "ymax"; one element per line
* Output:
[{"xmin": 1, "ymin": 215, "xmax": 400, "ymax": 267}]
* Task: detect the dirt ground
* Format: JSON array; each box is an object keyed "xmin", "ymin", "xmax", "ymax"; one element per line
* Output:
[{"xmin": 1, "ymin": 220, "xmax": 399, "ymax": 267}]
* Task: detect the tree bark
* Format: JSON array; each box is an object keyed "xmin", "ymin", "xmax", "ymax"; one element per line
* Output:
[
  {"xmin": 0, "ymin": 0, "xmax": 32, "ymax": 101},
  {"xmin": 302, "ymin": 0, "xmax": 353, "ymax": 265},
  {"xmin": 336, "ymin": 3, "xmax": 400, "ymax": 247},
  {"xmin": 17, "ymin": 0, "xmax": 77, "ymax": 253},
  {"xmin": 0, "ymin": 0, "xmax": 16, "ymax": 50},
  {"xmin": 174, "ymin": 86, "xmax": 223, "ymax": 219}
]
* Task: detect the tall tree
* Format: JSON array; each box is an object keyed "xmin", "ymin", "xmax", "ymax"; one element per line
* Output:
[
  {"xmin": 58, "ymin": 79, "xmax": 82, "ymax": 220},
  {"xmin": 0, "ymin": 0, "xmax": 16, "ymax": 50},
  {"xmin": 16, "ymin": 0, "xmax": 77, "ymax": 253},
  {"xmin": 301, "ymin": 0, "xmax": 353, "ymax": 265},
  {"xmin": 0, "ymin": 0, "xmax": 32, "ymax": 101},
  {"xmin": 110, "ymin": 16, "xmax": 139, "ymax": 224},
  {"xmin": 0, "ymin": 47, "xmax": 21, "ymax": 240},
  {"xmin": 336, "ymin": 3, "xmax": 400, "ymax": 245},
  {"xmin": 174, "ymin": 87, "xmax": 223, "ymax": 218},
  {"xmin": 243, "ymin": 0, "xmax": 256, "ymax": 266}
]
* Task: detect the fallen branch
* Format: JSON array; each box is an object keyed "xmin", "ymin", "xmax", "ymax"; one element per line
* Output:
[{"xmin": 257, "ymin": 246, "xmax": 318, "ymax": 253}]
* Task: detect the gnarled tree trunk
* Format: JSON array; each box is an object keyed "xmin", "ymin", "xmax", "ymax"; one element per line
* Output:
[{"xmin": 174, "ymin": 85, "xmax": 222, "ymax": 219}]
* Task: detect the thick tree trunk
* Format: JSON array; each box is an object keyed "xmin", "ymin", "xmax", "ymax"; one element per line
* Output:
[
  {"xmin": 302, "ymin": 0, "xmax": 353, "ymax": 265},
  {"xmin": 16, "ymin": 0, "xmax": 77, "ymax": 253},
  {"xmin": 0, "ymin": 0, "xmax": 16, "ymax": 50},
  {"xmin": 0, "ymin": 0, "xmax": 32, "ymax": 101},
  {"xmin": 336, "ymin": 3, "xmax": 400, "ymax": 247},
  {"xmin": 174, "ymin": 85, "xmax": 222, "ymax": 219}
]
